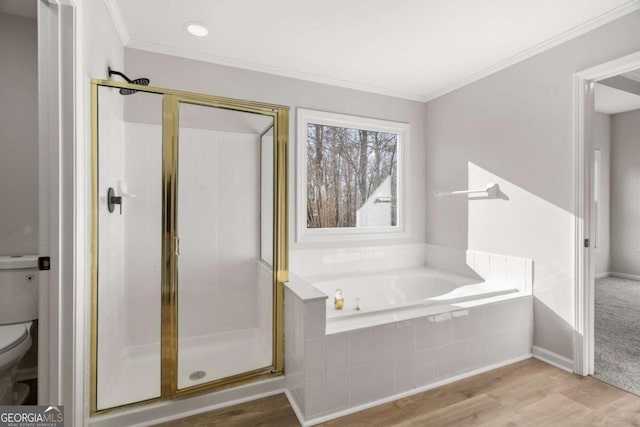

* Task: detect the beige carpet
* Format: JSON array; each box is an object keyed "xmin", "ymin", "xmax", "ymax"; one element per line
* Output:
[{"xmin": 594, "ymin": 276, "xmax": 640, "ymax": 396}]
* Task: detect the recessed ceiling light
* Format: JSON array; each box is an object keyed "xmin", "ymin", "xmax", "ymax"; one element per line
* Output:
[{"xmin": 186, "ymin": 23, "xmax": 208, "ymax": 37}]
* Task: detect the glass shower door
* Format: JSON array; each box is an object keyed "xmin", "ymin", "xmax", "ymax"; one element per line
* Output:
[
  {"xmin": 92, "ymin": 80, "xmax": 287, "ymax": 412},
  {"xmin": 174, "ymin": 101, "xmax": 275, "ymax": 390}
]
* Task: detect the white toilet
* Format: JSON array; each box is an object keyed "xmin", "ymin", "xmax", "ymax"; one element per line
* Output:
[{"xmin": 0, "ymin": 255, "xmax": 38, "ymax": 405}]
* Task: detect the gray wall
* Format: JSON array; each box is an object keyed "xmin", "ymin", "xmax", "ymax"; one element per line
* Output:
[
  {"xmin": 610, "ymin": 108, "xmax": 640, "ymax": 277},
  {"xmin": 424, "ymin": 11, "xmax": 640, "ymax": 360},
  {"xmin": 124, "ymin": 48, "xmax": 428, "ymax": 250},
  {"xmin": 0, "ymin": 13, "xmax": 38, "ymax": 255},
  {"xmin": 593, "ymin": 112, "xmax": 611, "ymax": 277}
]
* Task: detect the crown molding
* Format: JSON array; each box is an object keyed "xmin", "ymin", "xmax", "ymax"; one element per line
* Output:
[
  {"xmin": 103, "ymin": 0, "xmax": 129, "ymax": 45},
  {"xmin": 125, "ymin": 39, "xmax": 428, "ymax": 102},
  {"xmin": 421, "ymin": 0, "xmax": 640, "ymax": 102},
  {"xmin": 119, "ymin": 0, "xmax": 640, "ymax": 103}
]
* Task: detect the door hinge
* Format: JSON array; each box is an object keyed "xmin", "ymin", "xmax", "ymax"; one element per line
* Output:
[
  {"xmin": 584, "ymin": 239, "xmax": 590, "ymax": 248},
  {"xmin": 38, "ymin": 256, "xmax": 51, "ymax": 271}
]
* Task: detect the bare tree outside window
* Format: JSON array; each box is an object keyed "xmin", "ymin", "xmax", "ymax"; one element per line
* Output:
[{"xmin": 306, "ymin": 123, "xmax": 398, "ymax": 229}]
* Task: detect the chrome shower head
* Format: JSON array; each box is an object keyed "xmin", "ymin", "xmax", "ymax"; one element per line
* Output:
[{"xmin": 107, "ymin": 67, "xmax": 150, "ymax": 95}]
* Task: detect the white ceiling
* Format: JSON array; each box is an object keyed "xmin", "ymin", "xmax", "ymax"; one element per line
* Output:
[
  {"xmin": 110, "ymin": 0, "xmax": 640, "ymax": 101},
  {"xmin": 594, "ymin": 83, "xmax": 640, "ymax": 114}
]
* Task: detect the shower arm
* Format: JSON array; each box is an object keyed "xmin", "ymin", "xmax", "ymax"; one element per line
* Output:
[{"xmin": 108, "ymin": 66, "xmax": 133, "ymax": 83}]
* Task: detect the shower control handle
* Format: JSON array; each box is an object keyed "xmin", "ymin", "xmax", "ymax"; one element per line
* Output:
[{"xmin": 107, "ymin": 187, "xmax": 123, "ymax": 214}]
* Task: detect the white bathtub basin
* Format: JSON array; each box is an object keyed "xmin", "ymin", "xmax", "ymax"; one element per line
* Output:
[{"xmin": 313, "ymin": 267, "xmax": 519, "ymax": 319}]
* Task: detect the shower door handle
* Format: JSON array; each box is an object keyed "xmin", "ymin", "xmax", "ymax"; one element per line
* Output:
[{"xmin": 174, "ymin": 236, "xmax": 180, "ymax": 256}]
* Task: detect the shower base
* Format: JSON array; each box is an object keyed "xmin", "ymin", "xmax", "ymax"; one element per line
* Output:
[{"xmin": 98, "ymin": 327, "xmax": 271, "ymax": 410}]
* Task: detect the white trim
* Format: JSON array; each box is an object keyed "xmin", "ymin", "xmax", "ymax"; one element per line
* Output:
[
  {"xmin": 102, "ymin": 0, "xmax": 130, "ymax": 45},
  {"xmin": 423, "ymin": 1, "xmax": 640, "ymax": 102},
  {"xmin": 289, "ymin": 354, "xmax": 532, "ymax": 427},
  {"xmin": 38, "ymin": 0, "xmax": 80, "ymax": 423},
  {"xmin": 610, "ymin": 271, "xmax": 640, "ymax": 281},
  {"xmin": 574, "ymin": 50, "xmax": 640, "ymax": 377},
  {"xmin": 119, "ymin": 2, "xmax": 640, "ymax": 102},
  {"xmin": 126, "ymin": 40, "xmax": 426, "ymax": 102},
  {"xmin": 295, "ymin": 108, "xmax": 410, "ymax": 243},
  {"xmin": 532, "ymin": 346, "xmax": 574, "ymax": 373},
  {"xmin": 284, "ymin": 389, "xmax": 306, "ymax": 426},
  {"xmin": 595, "ymin": 271, "xmax": 610, "ymax": 279},
  {"xmin": 573, "ymin": 72, "xmax": 591, "ymax": 377},
  {"xmin": 88, "ymin": 378, "xmax": 285, "ymax": 427}
]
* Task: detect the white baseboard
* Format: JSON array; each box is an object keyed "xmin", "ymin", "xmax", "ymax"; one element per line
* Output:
[
  {"xmin": 284, "ymin": 389, "xmax": 307, "ymax": 426},
  {"xmin": 610, "ymin": 272, "xmax": 640, "ymax": 282},
  {"xmin": 89, "ymin": 377, "xmax": 285, "ymax": 427},
  {"xmin": 17, "ymin": 367, "xmax": 38, "ymax": 381},
  {"xmin": 288, "ymin": 353, "xmax": 532, "ymax": 427},
  {"xmin": 532, "ymin": 345, "xmax": 573, "ymax": 373},
  {"xmin": 595, "ymin": 271, "xmax": 610, "ymax": 279}
]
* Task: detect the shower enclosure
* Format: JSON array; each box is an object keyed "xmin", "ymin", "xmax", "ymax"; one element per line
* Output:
[{"xmin": 90, "ymin": 79, "xmax": 288, "ymax": 413}]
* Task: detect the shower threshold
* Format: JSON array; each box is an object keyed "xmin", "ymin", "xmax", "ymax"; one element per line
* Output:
[{"xmin": 98, "ymin": 327, "xmax": 271, "ymax": 410}]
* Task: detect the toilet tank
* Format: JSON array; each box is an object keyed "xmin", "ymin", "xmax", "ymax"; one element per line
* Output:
[{"xmin": 0, "ymin": 255, "xmax": 38, "ymax": 324}]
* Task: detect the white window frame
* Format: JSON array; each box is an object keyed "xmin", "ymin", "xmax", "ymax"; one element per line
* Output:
[{"xmin": 296, "ymin": 108, "xmax": 410, "ymax": 243}]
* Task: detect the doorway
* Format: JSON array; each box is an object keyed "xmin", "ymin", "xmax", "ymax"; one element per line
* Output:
[
  {"xmin": 90, "ymin": 79, "xmax": 289, "ymax": 413},
  {"xmin": 591, "ymin": 70, "xmax": 640, "ymax": 394},
  {"xmin": 574, "ymin": 51, "xmax": 640, "ymax": 384}
]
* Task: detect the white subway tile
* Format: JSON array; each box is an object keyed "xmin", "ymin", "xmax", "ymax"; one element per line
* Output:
[
  {"xmin": 371, "ymin": 246, "xmax": 387, "ymax": 271},
  {"xmin": 332, "ymin": 249, "xmax": 349, "ymax": 274},
  {"xmin": 506, "ymin": 257, "xmax": 527, "ymax": 292},
  {"xmin": 395, "ymin": 354, "xmax": 415, "ymax": 392},
  {"xmin": 490, "ymin": 255, "xmax": 507, "ymax": 286},
  {"xmin": 305, "ymin": 337, "xmax": 325, "ymax": 378},
  {"xmin": 484, "ymin": 301, "xmax": 515, "ymax": 333},
  {"xmin": 350, "ymin": 363, "xmax": 374, "ymax": 406},
  {"xmin": 414, "ymin": 348, "xmax": 434, "ymax": 386},
  {"xmin": 467, "ymin": 337, "xmax": 486, "ymax": 371},
  {"xmin": 347, "ymin": 247, "xmax": 363, "ymax": 273},
  {"xmin": 507, "ymin": 324, "xmax": 533, "ymax": 359},
  {"xmin": 360, "ymin": 247, "xmax": 375, "ymax": 272},
  {"xmin": 415, "ymin": 316, "xmax": 435, "ymax": 351},
  {"xmin": 452, "ymin": 307, "xmax": 484, "ymax": 342},
  {"xmin": 326, "ymin": 333, "xmax": 351, "ymax": 374},
  {"xmin": 525, "ymin": 260, "xmax": 534, "ymax": 289},
  {"xmin": 451, "ymin": 341, "xmax": 469, "ymax": 374},
  {"xmin": 465, "ymin": 250, "xmax": 475, "ymax": 270},
  {"xmin": 434, "ymin": 344, "xmax": 452, "ymax": 379},
  {"xmin": 325, "ymin": 370, "xmax": 351, "ymax": 413},
  {"xmin": 474, "ymin": 252, "xmax": 490, "ymax": 279},
  {"xmin": 351, "ymin": 328, "xmax": 374, "ymax": 367},
  {"xmin": 434, "ymin": 313, "xmax": 452, "ymax": 346},
  {"xmin": 373, "ymin": 358, "xmax": 395, "ymax": 399},
  {"xmin": 395, "ymin": 320, "xmax": 415, "ymax": 358},
  {"xmin": 374, "ymin": 323, "xmax": 396, "ymax": 361},
  {"xmin": 305, "ymin": 375, "xmax": 326, "ymax": 417},
  {"xmin": 304, "ymin": 300, "xmax": 326, "ymax": 338},
  {"xmin": 485, "ymin": 330, "xmax": 510, "ymax": 364}
]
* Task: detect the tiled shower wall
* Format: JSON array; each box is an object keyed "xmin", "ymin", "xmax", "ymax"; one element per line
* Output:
[{"xmin": 285, "ymin": 289, "xmax": 533, "ymax": 422}]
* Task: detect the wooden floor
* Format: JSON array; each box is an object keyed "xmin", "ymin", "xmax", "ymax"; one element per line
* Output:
[{"xmin": 155, "ymin": 358, "xmax": 640, "ymax": 426}]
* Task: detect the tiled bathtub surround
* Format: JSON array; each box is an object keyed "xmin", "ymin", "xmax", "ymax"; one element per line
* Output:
[
  {"xmin": 465, "ymin": 249, "xmax": 533, "ymax": 293},
  {"xmin": 290, "ymin": 244, "xmax": 426, "ymax": 278},
  {"xmin": 284, "ymin": 288, "xmax": 533, "ymax": 425}
]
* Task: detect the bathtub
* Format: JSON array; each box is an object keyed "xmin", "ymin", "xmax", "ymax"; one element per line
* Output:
[
  {"xmin": 285, "ymin": 251, "xmax": 534, "ymax": 424},
  {"xmin": 314, "ymin": 266, "xmax": 520, "ymax": 320}
]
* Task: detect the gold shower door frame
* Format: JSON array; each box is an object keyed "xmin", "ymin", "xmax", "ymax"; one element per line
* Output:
[{"xmin": 90, "ymin": 80, "xmax": 289, "ymax": 415}]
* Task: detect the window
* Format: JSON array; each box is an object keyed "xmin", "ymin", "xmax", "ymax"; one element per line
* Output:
[{"xmin": 297, "ymin": 108, "xmax": 409, "ymax": 242}]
